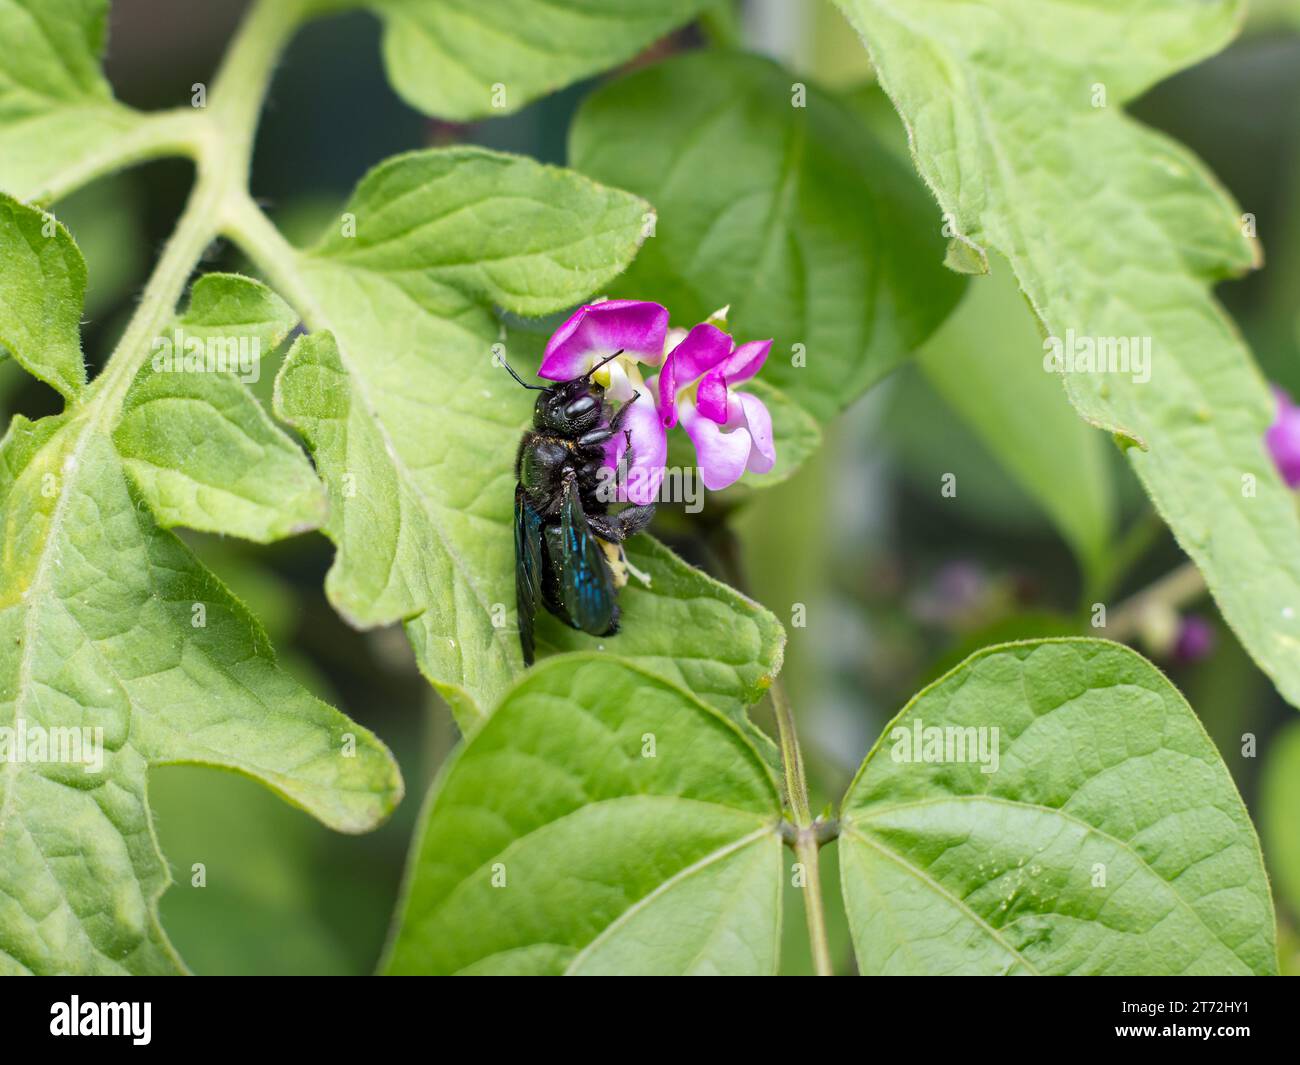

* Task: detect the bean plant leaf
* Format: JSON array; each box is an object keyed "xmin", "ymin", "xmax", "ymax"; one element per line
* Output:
[
  {"xmin": 839, "ymin": 639, "xmax": 1276, "ymax": 976},
  {"xmin": 0, "ymin": 199, "xmax": 403, "ymax": 975},
  {"xmin": 0, "ymin": 193, "xmax": 86, "ymax": 398},
  {"xmin": 833, "ymin": 0, "xmax": 1300, "ymax": 711},
  {"xmin": 272, "ymin": 147, "xmax": 785, "ymax": 729},
  {"xmin": 383, "ymin": 654, "xmax": 784, "ymax": 975},
  {"xmin": 0, "ymin": 0, "xmax": 183, "ymax": 203},
  {"xmin": 307, "ymin": 0, "xmax": 710, "ymax": 123},
  {"xmin": 570, "ymin": 50, "xmax": 965, "ymax": 423},
  {"xmin": 113, "ymin": 273, "xmax": 327, "ymax": 543}
]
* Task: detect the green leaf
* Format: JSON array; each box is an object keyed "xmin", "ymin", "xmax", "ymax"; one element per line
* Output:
[
  {"xmin": 383, "ymin": 655, "xmax": 783, "ymax": 975},
  {"xmin": 838, "ymin": 639, "xmax": 1276, "ymax": 976},
  {"xmin": 310, "ymin": 0, "xmax": 709, "ymax": 122},
  {"xmin": 271, "ymin": 147, "xmax": 785, "ymax": 728},
  {"xmin": 1261, "ymin": 720, "xmax": 1300, "ymax": 923},
  {"xmin": 833, "ymin": 0, "xmax": 1300, "ymax": 710},
  {"xmin": 570, "ymin": 50, "xmax": 964, "ymax": 423},
  {"xmin": 112, "ymin": 273, "xmax": 327, "ymax": 543},
  {"xmin": 0, "ymin": 0, "xmax": 188, "ymax": 203},
  {"xmin": 0, "ymin": 198, "xmax": 402, "ymax": 974},
  {"xmin": 916, "ymin": 261, "xmax": 1114, "ymax": 578},
  {"xmin": 0, "ymin": 192, "xmax": 86, "ymax": 397},
  {"xmin": 537, "ymin": 536, "xmax": 784, "ymax": 755}
]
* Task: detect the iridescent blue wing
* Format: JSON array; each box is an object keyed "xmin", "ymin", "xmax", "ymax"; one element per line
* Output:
[
  {"xmin": 559, "ymin": 476, "xmax": 618, "ymax": 637},
  {"xmin": 514, "ymin": 485, "xmax": 546, "ymax": 666}
]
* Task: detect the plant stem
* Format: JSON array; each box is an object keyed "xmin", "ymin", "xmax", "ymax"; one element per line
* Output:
[
  {"xmin": 86, "ymin": 173, "xmax": 225, "ymax": 427},
  {"xmin": 1083, "ymin": 506, "xmax": 1166, "ymax": 607},
  {"xmin": 699, "ymin": 1, "xmax": 744, "ymax": 48},
  {"xmin": 793, "ymin": 828, "xmax": 833, "ymax": 977},
  {"xmin": 79, "ymin": 0, "xmax": 305, "ymax": 426},
  {"xmin": 772, "ymin": 680, "xmax": 811, "ymax": 825},
  {"xmin": 208, "ymin": 0, "xmax": 309, "ymax": 185},
  {"xmin": 772, "ymin": 680, "xmax": 833, "ymax": 976},
  {"xmin": 1103, "ymin": 560, "xmax": 1207, "ymax": 642}
]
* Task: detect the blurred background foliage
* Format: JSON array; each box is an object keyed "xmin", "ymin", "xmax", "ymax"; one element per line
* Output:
[{"xmin": 5, "ymin": 0, "xmax": 1299, "ymax": 975}]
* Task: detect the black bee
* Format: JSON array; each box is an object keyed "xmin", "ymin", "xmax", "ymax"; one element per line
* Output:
[{"xmin": 505, "ymin": 351, "xmax": 656, "ymax": 665}]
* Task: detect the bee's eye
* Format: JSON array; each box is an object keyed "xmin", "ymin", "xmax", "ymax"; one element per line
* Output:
[{"xmin": 565, "ymin": 395, "xmax": 598, "ymax": 418}]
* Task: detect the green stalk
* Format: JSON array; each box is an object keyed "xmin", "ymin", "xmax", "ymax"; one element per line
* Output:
[{"xmin": 772, "ymin": 681, "xmax": 834, "ymax": 976}]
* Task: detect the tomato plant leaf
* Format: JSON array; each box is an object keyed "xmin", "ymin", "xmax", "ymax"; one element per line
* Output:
[
  {"xmin": 113, "ymin": 273, "xmax": 327, "ymax": 543},
  {"xmin": 383, "ymin": 654, "xmax": 783, "ymax": 975},
  {"xmin": 0, "ymin": 198, "xmax": 402, "ymax": 975},
  {"xmin": 833, "ymin": 0, "xmax": 1300, "ymax": 710},
  {"xmin": 570, "ymin": 50, "xmax": 964, "ymax": 423},
  {"xmin": 0, "ymin": 192, "xmax": 87, "ymax": 398},
  {"xmin": 839, "ymin": 639, "xmax": 1276, "ymax": 976},
  {"xmin": 0, "ymin": 0, "xmax": 190, "ymax": 203},
  {"xmin": 270, "ymin": 147, "xmax": 786, "ymax": 729}
]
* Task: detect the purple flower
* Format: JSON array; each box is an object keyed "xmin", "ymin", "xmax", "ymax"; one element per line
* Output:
[
  {"xmin": 1266, "ymin": 386, "xmax": 1300, "ymax": 488},
  {"xmin": 538, "ymin": 299, "xmax": 670, "ymax": 505},
  {"xmin": 536, "ymin": 299, "xmax": 776, "ymax": 504},
  {"xmin": 654, "ymin": 321, "xmax": 776, "ymax": 490}
]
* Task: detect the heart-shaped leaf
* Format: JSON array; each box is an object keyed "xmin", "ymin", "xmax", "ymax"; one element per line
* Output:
[
  {"xmin": 570, "ymin": 50, "xmax": 965, "ymax": 422},
  {"xmin": 839, "ymin": 639, "xmax": 1276, "ymax": 975},
  {"xmin": 383, "ymin": 654, "xmax": 784, "ymax": 975}
]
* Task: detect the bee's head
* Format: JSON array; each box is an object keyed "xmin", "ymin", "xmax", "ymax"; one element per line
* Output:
[
  {"xmin": 535, "ymin": 377, "xmax": 605, "ymax": 434},
  {"xmin": 499, "ymin": 349, "xmax": 623, "ymax": 435}
]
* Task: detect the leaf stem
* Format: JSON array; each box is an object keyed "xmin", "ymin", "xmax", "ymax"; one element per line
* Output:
[
  {"xmin": 772, "ymin": 679, "xmax": 811, "ymax": 825},
  {"xmin": 771, "ymin": 680, "xmax": 834, "ymax": 976}
]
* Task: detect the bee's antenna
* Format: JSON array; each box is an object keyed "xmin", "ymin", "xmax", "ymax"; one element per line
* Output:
[
  {"xmin": 583, "ymin": 349, "xmax": 625, "ymax": 380},
  {"xmin": 498, "ymin": 357, "xmax": 547, "ymax": 390}
]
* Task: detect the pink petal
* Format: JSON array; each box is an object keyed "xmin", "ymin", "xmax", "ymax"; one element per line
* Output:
[
  {"xmin": 604, "ymin": 392, "xmax": 667, "ymax": 505},
  {"xmin": 658, "ymin": 322, "xmax": 733, "ymax": 428},
  {"xmin": 679, "ymin": 395, "xmax": 750, "ymax": 491},
  {"xmin": 737, "ymin": 391, "xmax": 775, "ymax": 474},
  {"xmin": 539, "ymin": 300, "xmax": 668, "ymax": 380},
  {"xmin": 720, "ymin": 339, "xmax": 772, "ymax": 384},
  {"xmin": 695, "ymin": 369, "xmax": 729, "ymax": 423}
]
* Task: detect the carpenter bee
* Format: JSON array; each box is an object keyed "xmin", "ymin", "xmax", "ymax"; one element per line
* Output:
[{"xmin": 505, "ymin": 351, "xmax": 656, "ymax": 665}]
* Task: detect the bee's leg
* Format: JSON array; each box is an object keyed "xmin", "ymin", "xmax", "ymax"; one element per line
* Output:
[
  {"xmin": 585, "ymin": 513, "xmax": 622, "ymax": 541},
  {"xmin": 587, "ymin": 504, "xmax": 654, "ymax": 542},
  {"xmin": 608, "ymin": 390, "xmax": 640, "ymax": 434},
  {"xmin": 614, "ymin": 504, "xmax": 655, "ymax": 538}
]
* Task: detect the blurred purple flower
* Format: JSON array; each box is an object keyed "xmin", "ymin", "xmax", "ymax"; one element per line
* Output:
[
  {"xmin": 1265, "ymin": 387, "xmax": 1300, "ymax": 488},
  {"xmin": 1173, "ymin": 614, "xmax": 1216, "ymax": 663}
]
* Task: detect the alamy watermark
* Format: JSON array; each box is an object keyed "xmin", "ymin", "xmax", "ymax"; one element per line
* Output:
[
  {"xmin": 1043, "ymin": 330, "xmax": 1151, "ymax": 384},
  {"xmin": 151, "ymin": 326, "xmax": 261, "ymax": 383},
  {"xmin": 595, "ymin": 464, "xmax": 704, "ymax": 514},
  {"xmin": 890, "ymin": 718, "xmax": 1000, "ymax": 774},
  {"xmin": 0, "ymin": 719, "xmax": 104, "ymax": 774}
]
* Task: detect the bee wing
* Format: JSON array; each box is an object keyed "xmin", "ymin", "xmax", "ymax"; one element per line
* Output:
[
  {"xmin": 559, "ymin": 476, "xmax": 618, "ymax": 637},
  {"xmin": 514, "ymin": 485, "xmax": 546, "ymax": 666}
]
